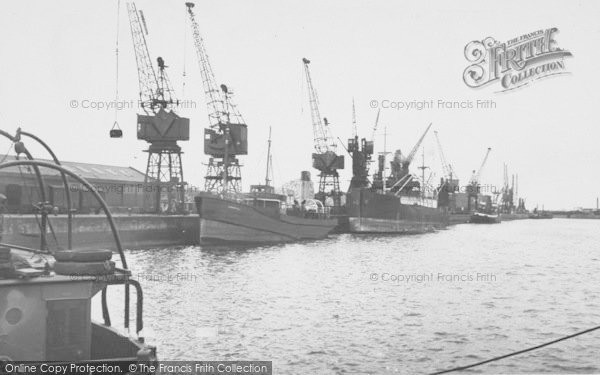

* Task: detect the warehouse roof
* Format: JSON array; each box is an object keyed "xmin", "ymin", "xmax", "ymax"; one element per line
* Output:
[{"xmin": 0, "ymin": 156, "xmax": 147, "ymax": 183}]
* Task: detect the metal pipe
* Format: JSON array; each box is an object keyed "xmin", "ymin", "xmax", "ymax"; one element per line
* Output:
[
  {"xmin": 18, "ymin": 130, "xmax": 73, "ymax": 250},
  {"xmin": 0, "ymin": 129, "xmax": 49, "ymax": 250},
  {"xmin": 0, "ymin": 160, "xmax": 127, "ymax": 268},
  {"xmin": 0, "ymin": 242, "xmax": 51, "ymax": 255},
  {"xmin": 101, "ymin": 287, "xmax": 111, "ymax": 326},
  {"xmin": 106, "ymin": 278, "xmax": 144, "ymax": 334}
]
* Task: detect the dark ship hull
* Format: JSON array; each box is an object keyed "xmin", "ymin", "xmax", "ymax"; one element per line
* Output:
[
  {"xmin": 500, "ymin": 213, "xmax": 530, "ymax": 221},
  {"xmin": 195, "ymin": 193, "xmax": 337, "ymax": 244},
  {"xmin": 346, "ymin": 188, "xmax": 449, "ymax": 233},
  {"xmin": 448, "ymin": 213, "xmax": 471, "ymax": 225},
  {"xmin": 529, "ymin": 212, "xmax": 554, "ymax": 219}
]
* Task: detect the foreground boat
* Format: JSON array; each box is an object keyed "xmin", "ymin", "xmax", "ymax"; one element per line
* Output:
[
  {"xmin": 195, "ymin": 190, "xmax": 337, "ymax": 244},
  {"xmin": 0, "ymin": 159, "xmax": 156, "ymax": 368},
  {"xmin": 0, "ymin": 249, "xmax": 155, "ymax": 364}
]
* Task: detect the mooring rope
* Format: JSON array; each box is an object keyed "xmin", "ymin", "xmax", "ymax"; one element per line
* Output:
[
  {"xmin": 429, "ymin": 324, "xmax": 600, "ymax": 374},
  {"xmin": 0, "ymin": 143, "xmax": 13, "ymax": 164}
]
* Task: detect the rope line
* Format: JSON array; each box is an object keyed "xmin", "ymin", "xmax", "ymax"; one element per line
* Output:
[
  {"xmin": 429, "ymin": 324, "xmax": 600, "ymax": 374},
  {"xmin": 114, "ymin": 0, "xmax": 121, "ymax": 124},
  {"xmin": 0, "ymin": 143, "xmax": 14, "ymax": 164}
]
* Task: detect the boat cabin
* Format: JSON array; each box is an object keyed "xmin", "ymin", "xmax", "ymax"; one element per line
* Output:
[
  {"xmin": 0, "ymin": 248, "xmax": 154, "ymax": 363},
  {"xmin": 244, "ymin": 184, "xmax": 287, "ymax": 215}
]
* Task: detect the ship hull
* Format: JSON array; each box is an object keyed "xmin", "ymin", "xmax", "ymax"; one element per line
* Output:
[
  {"xmin": 346, "ymin": 188, "xmax": 448, "ymax": 234},
  {"xmin": 448, "ymin": 213, "xmax": 471, "ymax": 225},
  {"xmin": 470, "ymin": 212, "xmax": 501, "ymax": 224},
  {"xmin": 195, "ymin": 193, "xmax": 336, "ymax": 244},
  {"xmin": 500, "ymin": 213, "xmax": 530, "ymax": 221}
]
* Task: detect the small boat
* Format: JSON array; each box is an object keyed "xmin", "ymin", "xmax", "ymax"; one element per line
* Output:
[
  {"xmin": 195, "ymin": 191, "xmax": 337, "ymax": 244},
  {"xmin": 195, "ymin": 130, "xmax": 337, "ymax": 244},
  {"xmin": 470, "ymin": 211, "xmax": 501, "ymax": 224}
]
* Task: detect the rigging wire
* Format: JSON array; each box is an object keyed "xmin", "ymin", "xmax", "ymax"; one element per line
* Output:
[
  {"xmin": 111, "ymin": 0, "xmax": 122, "ymax": 135},
  {"xmin": 0, "ymin": 143, "xmax": 14, "ymax": 164},
  {"xmin": 181, "ymin": 4, "xmax": 188, "ymax": 98},
  {"xmin": 429, "ymin": 324, "xmax": 600, "ymax": 374}
]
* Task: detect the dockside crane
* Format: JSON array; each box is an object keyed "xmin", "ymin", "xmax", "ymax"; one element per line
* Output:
[
  {"xmin": 387, "ymin": 123, "xmax": 432, "ymax": 194},
  {"xmin": 434, "ymin": 130, "xmax": 459, "ymax": 191},
  {"xmin": 470, "ymin": 147, "xmax": 492, "ymax": 187},
  {"xmin": 371, "ymin": 109, "xmax": 380, "ymax": 142},
  {"xmin": 302, "ymin": 58, "xmax": 344, "ymax": 207},
  {"xmin": 127, "ymin": 2, "xmax": 189, "ymax": 213},
  {"xmin": 467, "ymin": 147, "xmax": 492, "ymax": 211},
  {"xmin": 186, "ymin": 2, "xmax": 248, "ymax": 194}
]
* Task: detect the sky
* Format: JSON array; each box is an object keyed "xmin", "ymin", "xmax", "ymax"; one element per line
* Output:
[{"xmin": 1, "ymin": 0, "xmax": 599, "ymax": 210}]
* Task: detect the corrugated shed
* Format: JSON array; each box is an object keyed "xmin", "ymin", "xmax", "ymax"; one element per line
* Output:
[{"xmin": 0, "ymin": 155, "xmax": 146, "ymax": 183}]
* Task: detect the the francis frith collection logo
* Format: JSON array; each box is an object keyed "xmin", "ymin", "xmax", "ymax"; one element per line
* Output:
[{"xmin": 463, "ymin": 28, "xmax": 573, "ymax": 92}]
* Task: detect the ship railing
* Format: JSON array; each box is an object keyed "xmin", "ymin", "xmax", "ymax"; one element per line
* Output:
[{"xmin": 285, "ymin": 199, "xmax": 331, "ymax": 219}]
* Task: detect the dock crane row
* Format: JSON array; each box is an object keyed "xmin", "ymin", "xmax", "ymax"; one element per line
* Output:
[
  {"xmin": 186, "ymin": 2, "xmax": 248, "ymax": 195},
  {"xmin": 126, "ymin": 2, "xmax": 189, "ymax": 213},
  {"xmin": 302, "ymin": 58, "xmax": 344, "ymax": 207}
]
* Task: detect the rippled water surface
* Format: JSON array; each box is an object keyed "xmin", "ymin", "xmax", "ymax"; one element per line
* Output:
[{"xmin": 97, "ymin": 218, "xmax": 600, "ymax": 374}]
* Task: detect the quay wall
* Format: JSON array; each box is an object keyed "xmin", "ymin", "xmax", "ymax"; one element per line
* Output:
[{"xmin": 0, "ymin": 214, "xmax": 199, "ymax": 251}]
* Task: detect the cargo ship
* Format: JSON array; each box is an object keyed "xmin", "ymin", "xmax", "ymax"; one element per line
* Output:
[{"xmin": 345, "ymin": 124, "xmax": 448, "ymax": 234}]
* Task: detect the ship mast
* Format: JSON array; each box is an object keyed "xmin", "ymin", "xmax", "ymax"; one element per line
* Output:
[
  {"xmin": 382, "ymin": 124, "xmax": 388, "ymax": 192},
  {"xmin": 265, "ymin": 126, "xmax": 273, "ymax": 187},
  {"xmin": 418, "ymin": 146, "xmax": 429, "ymax": 200}
]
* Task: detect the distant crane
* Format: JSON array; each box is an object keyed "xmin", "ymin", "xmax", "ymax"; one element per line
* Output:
[
  {"xmin": 351, "ymin": 98, "xmax": 357, "ymax": 138},
  {"xmin": 126, "ymin": 2, "xmax": 189, "ymax": 213},
  {"xmin": 371, "ymin": 108, "xmax": 381, "ymax": 142},
  {"xmin": 186, "ymin": 2, "xmax": 248, "ymax": 194},
  {"xmin": 391, "ymin": 123, "xmax": 432, "ymax": 179},
  {"xmin": 433, "ymin": 130, "xmax": 459, "ymax": 194},
  {"xmin": 470, "ymin": 147, "xmax": 492, "ymax": 186},
  {"xmin": 433, "ymin": 131, "xmax": 457, "ymax": 181},
  {"xmin": 386, "ymin": 123, "xmax": 432, "ymax": 194},
  {"xmin": 302, "ymin": 58, "xmax": 344, "ymax": 207}
]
